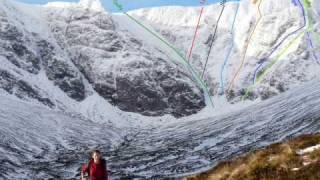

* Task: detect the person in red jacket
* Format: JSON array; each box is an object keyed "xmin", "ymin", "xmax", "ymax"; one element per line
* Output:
[{"xmin": 82, "ymin": 150, "xmax": 108, "ymax": 180}]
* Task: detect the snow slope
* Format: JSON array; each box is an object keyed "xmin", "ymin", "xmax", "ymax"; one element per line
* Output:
[
  {"xmin": 1, "ymin": 76, "xmax": 320, "ymax": 179},
  {"xmin": 45, "ymin": 0, "xmax": 105, "ymax": 12},
  {"xmin": 128, "ymin": 0, "xmax": 320, "ymax": 103},
  {"xmin": 107, "ymin": 78, "xmax": 320, "ymax": 178},
  {"xmin": 0, "ymin": 0, "xmax": 207, "ymax": 124},
  {"xmin": 2, "ymin": 0, "xmax": 319, "ymax": 118},
  {"xmin": 1, "ymin": 0, "xmax": 320, "ymax": 179},
  {"xmin": 0, "ymin": 91, "xmax": 123, "ymax": 179}
]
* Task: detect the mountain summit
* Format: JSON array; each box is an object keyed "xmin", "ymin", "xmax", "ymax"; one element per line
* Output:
[
  {"xmin": 45, "ymin": 0, "xmax": 105, "ymax": 12},
  {"xmin": 1, "ymin": 0, "xmax": 320, "ymax": 179},
  {"xmin": 79, "ymin": 0, "xmax": 104, "ymax": 12}
]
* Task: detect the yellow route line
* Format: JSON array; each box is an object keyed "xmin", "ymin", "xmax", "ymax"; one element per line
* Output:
[
  {"xmin": 241, "ymin": 0, "xmax": 314, "ymax": 100},
  {"xmin": 242, "ymin": 31, "xmax": 305, "ymax": 100}
]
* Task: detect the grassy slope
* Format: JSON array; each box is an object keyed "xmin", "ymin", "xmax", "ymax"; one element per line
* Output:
[{"xmin": 185, "ymin": 133, "xmax": 320, "ymax": 180}]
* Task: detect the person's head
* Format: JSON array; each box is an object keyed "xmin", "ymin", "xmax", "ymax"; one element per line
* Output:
[{"xmin": 91, "ymin": 150, "xmax": 102, "ymax": 162}]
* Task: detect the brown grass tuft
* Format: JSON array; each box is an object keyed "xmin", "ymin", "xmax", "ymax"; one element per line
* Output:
[{"xmin": 185, "ymin": 133, "xmax": 320, "ymax": 180}]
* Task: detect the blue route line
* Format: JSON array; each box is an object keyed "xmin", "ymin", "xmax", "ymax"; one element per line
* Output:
[
  {"xmin": 252, "ymin": 0, "xmax": 307, "ymax": 83},
  {"xmin": 219, "ymin": 1, "xmax": 240, "ymax": 94}
]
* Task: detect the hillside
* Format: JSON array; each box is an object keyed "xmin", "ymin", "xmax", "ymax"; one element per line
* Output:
[
  {"xmin": 185, "ymin": 133, "xmax": 320, "ymax": 180},
  {"xmin": 0, "ymin": 0, "xmax": 320, "ymax": 179},
  {"xmin": 129, "ymin": 0, "xmax": 320, "ymax": 103}
]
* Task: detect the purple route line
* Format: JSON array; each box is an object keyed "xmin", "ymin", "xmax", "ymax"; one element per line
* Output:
[
  {"xmin": 307, "ymin": 32, "xmax": 320, "ymax": 64},
  {"xmin": 252, "ymin": 0, "xmax": 307, "ymax": 83},
  {"xmin": 292, "ymin": 0, "xmax": 298, "ymax": 6}
]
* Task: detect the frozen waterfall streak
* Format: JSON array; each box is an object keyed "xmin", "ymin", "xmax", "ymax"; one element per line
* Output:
[
  {"xmin": 187, "ymin": 0, "xmax": 206, "ymax": 62},
  {"xmin": 252, "ymin": 0, "xmax": 313, "ymax": 84},
  {"xmin": 242, "ymin": 0, "xmax": 308, "ymax": 100},
  {"xmin": 310, "ymin": 4, "xmax": 320, "ymax": 46},
  {"xmin": 112, "ymin": 0, "xmax": 214, "ymax": 107},
  {"xmin": 242, "ymin": 31, "xmax": 306, "ymax": 100},
  {"xmin": 312, "ymin": 32, "xmax": 320, "ymax": 46},
  {"xmin": 201, "ymin": 2, "xmax": 226, "ymax": 78},
  {"xmin": 303, "ymin": 0, "xmax": 320, "ymax": 64},
  {"xmin": 307, "ymin": 33, "xmax": 320, "ymax": 64},
  {"xmin": 226, "ymin": 0, "xmax": 263, "ymax": 94},
  {"xmin": 219, "ymin": 2, "xmax": 240, "ymax": 94}
]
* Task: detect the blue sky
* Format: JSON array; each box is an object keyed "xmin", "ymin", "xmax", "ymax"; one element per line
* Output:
[{"xmin": 16, "ymin": 0, "xmax": 238, "ymax": 12}]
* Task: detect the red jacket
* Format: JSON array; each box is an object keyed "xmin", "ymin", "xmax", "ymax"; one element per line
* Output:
[{"xmin": 82, "ymin": 159, "xmax": 108, "ymax": 180}]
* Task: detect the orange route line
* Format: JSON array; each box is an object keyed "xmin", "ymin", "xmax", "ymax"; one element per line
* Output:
[{"xmin": 226, "ymin": 0, "xmax": 263, "ymax": 94}]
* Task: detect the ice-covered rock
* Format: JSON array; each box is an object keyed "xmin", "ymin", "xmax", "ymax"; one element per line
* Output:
[
  {"xmin": 0, "ymin": 0, "xmax": 205, "ymax": 117},
  {"xmin": 129, "ymin": 0, "xmax": 320, "ymax": 103}
]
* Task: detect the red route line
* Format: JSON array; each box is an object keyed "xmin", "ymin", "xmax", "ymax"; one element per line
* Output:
[
  {"xmin": 226, "ymin": 0, "xmax": 263, "ymax": 94},
  {"xmin": 187, "ymin": 6, "xmax": 205, "ymax": 62}
]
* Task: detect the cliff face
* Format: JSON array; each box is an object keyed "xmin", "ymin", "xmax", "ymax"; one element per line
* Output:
[
  {"xmin": 0, "ymin": 0, "xmax": 205, "ymax": 118},
  {"xmin": 1, "ymin": 0, "xmax": 319, "ymax": 117},
  {"xmin": 129, "ymin": 0, "xmax": 320, "ymax": 102},
  {"xmin": 1, "ymin": 0, "xmax": 320, "ymax": 179}
]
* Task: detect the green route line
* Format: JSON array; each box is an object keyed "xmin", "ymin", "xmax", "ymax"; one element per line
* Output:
[
  {"xmin": 303, "ymin": 0, "xmax": 311, "ymax": 8},
  {"xmin": 242, "ymin": 31, "xmax": 305, "ymax": 100},
  {"xmin": 123, "ymin": 12, "xmax": 189, "ymax": 63},
  {"xmin": 304, "ymin": 0, "xmax": 320, "ymax": 63},
  {"xmin": 312, "ymin": 31, "xmax": 320, "ymax": 45},
  {"xmin": 242, "ymin": 0, "xmax": 315, "ymax": 100},
  {"xmin": 113, "ymin": 0, "xmax": 123, "ymax": 10},
  {"xmin": 303, "ymin": 0, "xmax": 312, "ymax": 32},
  {"xmin": 303, "ymin": 0, "xmax": 320, "ymax": 47},
  {"xmin": 124, "ymin": 13, "xmax": 214, "ymax": 106},
  {"xmin": 112, "ymin": 0, "xmax": 214, "ymax": 107}
]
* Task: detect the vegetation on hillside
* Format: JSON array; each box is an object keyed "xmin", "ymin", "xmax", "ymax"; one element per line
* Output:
[{"xmin": 185, "ymin": 133, "xmax": 320, "ymax": 180}]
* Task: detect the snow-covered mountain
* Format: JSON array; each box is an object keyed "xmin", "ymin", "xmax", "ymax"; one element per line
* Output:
[
  {"xmin": 1, "ymin": 0, "xmax": 320, "ymax": 179},
  {"xmin": 2, "ymin": 69, "xmax": 320, "ymax": 179},
  {"xmin": 0, "ymin": 0, "xmax": 205, "ymax": 120},
  {"xmin": 129, "ymin": 0, "xmax": 320, "ymax": 102},
  {"xmin": 1, "ymin": 0, "xmax": 319, "ymax": 118}
]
